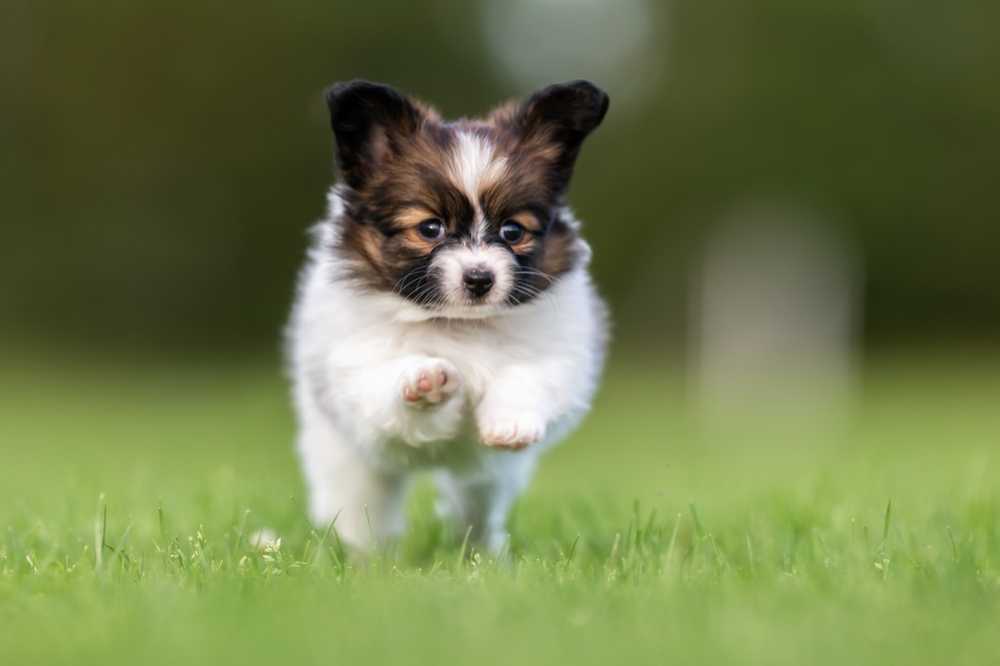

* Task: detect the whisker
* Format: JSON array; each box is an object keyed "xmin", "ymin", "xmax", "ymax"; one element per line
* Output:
[
  {"xmin": 393, "ymin": 266, "xmax": 430, "ymax": 295},
  {"xmin": 512, "ymin": 267, "xmax": 557, "ymax": 284}
]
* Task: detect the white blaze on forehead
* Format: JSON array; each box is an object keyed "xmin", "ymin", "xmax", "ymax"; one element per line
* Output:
[
  {"xmin": 450, "ymin": 132, "xmax": 508, "ymax": 240},
  {"xmin": 450, "ymin": 132, "xmax": 504, "ymax": 199}
]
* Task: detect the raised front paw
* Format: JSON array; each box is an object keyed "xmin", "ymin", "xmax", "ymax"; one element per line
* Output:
[
  {"xmin": 478, "ymin": 413, "xmax": 546, "ymax": 450},
  {"xmin": 400, "ymin": 358, "xmax": 462, "ymax": 407}
]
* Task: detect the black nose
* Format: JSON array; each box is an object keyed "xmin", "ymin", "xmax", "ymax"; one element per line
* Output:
[{"xmin": 463, "ymin": 268, "xmax": 495, "ymax": 298}]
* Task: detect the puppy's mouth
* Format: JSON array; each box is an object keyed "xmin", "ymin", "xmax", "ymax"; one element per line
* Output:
[
  {"xmin": 392, "ymin": 298, "xmax": 512, "ymax": 323},
  {"xmin": 391, "ymin": 273, "xmax": 512, "ymax": 321},
  {"xmin": 432, "ymin": 303, "xmax": 508, "ymax": 319},
  {"xmin": 431, "ymin": 287, "xmax": 513, "ymax": 318}
]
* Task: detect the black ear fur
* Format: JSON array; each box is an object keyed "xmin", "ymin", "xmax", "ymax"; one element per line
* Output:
[
  {"xmin": 521, "ymin": 80, "xmax": 610, "ymax": 137},
  {"xmin": 518, "ymin": 80, "xmax": 610, "ymax": 193},
  {"xmin": 325, "ymin": 80, "xmax": 420, "ymax": 189}
]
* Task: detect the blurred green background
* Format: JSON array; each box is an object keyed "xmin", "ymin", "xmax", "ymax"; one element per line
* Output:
[{"xmin": 3, "ymin": 0, "xmax": 998, "ymax": 356}]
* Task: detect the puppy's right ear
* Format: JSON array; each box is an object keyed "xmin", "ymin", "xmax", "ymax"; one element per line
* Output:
[{"xmin": 325, "ymin": 80, "xmax": 421, "ymax": 189}]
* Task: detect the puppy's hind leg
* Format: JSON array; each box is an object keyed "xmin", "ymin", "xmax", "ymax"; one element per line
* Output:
[
  {"xmin": 433, "ymin": 453, "xmax": 539, "ymax": 554},
  {"xmin": 298, "ymin": 425, "xmax": 410, "ymax": 551}
]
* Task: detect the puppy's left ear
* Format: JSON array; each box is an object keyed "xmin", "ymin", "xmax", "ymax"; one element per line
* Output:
[
  {"xmin": 325, "ymin": 80, "xmax": 424, "ymax": 189},
  {"xmin": 513, "ymin": 80, "xmax": 610, "ymax": 193}
]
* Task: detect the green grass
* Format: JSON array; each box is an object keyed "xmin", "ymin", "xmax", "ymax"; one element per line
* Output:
[{"xmin": 1, "ymin": 351, "xmax": 999, "ymax": 665}]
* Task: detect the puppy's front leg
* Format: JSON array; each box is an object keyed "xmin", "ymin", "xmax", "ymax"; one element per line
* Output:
[
  {"xmin": 475, "ymin": 364, "xmax": 566, "ymax": 450},
  {"xmin": 348, "ymin": 355, "xmax": 465, "ymax": 446}
]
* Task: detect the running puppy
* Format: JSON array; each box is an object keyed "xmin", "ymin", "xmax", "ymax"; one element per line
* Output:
[{"xmin": 288, "ymin": 80, "xmax": 609, "ymax": 551}]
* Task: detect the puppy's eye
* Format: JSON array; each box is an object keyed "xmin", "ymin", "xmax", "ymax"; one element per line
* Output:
[
  {"xmin": 417, "ymin": 219, "xmax": 445, "ymax": 241},
  {"xmin": 499, "ymin": 220, "xmax": 526, "ymax": 244}
]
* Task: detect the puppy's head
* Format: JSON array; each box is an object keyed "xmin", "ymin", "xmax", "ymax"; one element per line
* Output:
[{"xmin": 325, "ymin": 79, "xmax": 609, "ymax": 318}]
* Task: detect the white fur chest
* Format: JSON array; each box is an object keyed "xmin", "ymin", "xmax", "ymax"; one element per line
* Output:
[{"xmin": 290, "ymin": 242, "xmax": 606, "ymax": 474}]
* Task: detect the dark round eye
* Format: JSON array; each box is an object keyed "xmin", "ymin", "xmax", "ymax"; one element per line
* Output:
[
  {"xmin": 499, "ymin": 220, "xmax": 526, "ymax": 244},
  {"xmin": 417, "ymin": 218, "xmax": 445, "ymax": 240}
]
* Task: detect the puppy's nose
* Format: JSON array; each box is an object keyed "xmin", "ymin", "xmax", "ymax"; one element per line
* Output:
[{"xmin": 463, "ymin": 268, "xmax": 495, "ymax": 298}]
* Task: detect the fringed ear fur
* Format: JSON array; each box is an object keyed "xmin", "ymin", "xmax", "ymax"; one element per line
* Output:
[{"xmin": 325, "ymin": 80, "xmax": 423, "ymax": 189}]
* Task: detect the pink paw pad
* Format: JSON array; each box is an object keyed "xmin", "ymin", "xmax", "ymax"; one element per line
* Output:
[{"xmin": 401, "ymin": 361, "xmax": 460, "ymax": 406}]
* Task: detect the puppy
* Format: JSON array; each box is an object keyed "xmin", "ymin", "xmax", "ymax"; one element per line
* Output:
[{"xmin": 287, "ymin": 80, "xmax": 610, "ymax": 551}]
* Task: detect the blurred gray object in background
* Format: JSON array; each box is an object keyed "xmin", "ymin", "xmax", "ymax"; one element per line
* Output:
[{"xmin": 691, "ymin": 202, "xmax": 861, "ymax": 422}]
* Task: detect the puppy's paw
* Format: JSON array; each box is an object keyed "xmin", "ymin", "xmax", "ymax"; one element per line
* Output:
[
  {"xmin": 478, "ymin": 413, "xmax": 546, "ymax": 450},
  {"xmin": 400, "ymin": 358, "xmax": 462, "ymax": 407}
]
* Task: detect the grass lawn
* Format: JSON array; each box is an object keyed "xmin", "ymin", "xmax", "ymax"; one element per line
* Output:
[{"xmin": 1, "ymin": 350, "xmax": 998, "ymax": 665}]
